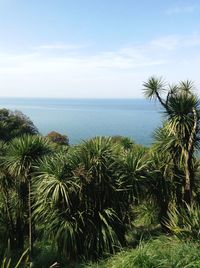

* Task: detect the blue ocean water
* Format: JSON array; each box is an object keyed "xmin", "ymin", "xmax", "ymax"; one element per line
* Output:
[{"xmin": 0, "ymin": 98, "xmax": 163, "ymax": 145}]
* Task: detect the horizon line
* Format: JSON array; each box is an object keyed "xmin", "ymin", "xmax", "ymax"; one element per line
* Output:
[{"xmin": 0, "ymin": 96, "xmax": 145, "ymax": 100}]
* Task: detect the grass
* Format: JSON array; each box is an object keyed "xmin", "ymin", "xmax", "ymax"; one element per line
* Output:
[
  {"xmin": 2, "ymin": 235, "xmax": 200, "ymax": 267},
  {"xmin": 83, "ymin": 236, "xmax": 200, "ymax": 268}
]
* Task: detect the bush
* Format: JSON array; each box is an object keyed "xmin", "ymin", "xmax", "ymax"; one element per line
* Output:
[{"xmin": 46, "ymin": 131, "xmax": 69, "ymax": 146}]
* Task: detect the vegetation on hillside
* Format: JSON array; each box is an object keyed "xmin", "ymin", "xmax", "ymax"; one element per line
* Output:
[{"xmin": 0, "ymin": 77, "xmax": 200, "ymax": 267}]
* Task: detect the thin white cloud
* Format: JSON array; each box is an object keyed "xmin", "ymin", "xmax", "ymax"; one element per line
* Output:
[
  {"xmin": 0, "ymin": 40, "xmax": 169, "ymax": 76},
  {"xmin": 0, "ymin": 34, "xmax": 200, "ymax": 98},
  {"xmin": 166, "ymin": 5, "xmax": 195, "ymax": 15},
  {"xmin": 150, "ymin": 36, "xmax": 180, "ymax": 50},
  {"xmin": 35, "ymin": 43, "xmax": 89, "ymax": 50},
  {"xmin": 150, "ymin": 34, "xmax": 200, "ymax": 50}
]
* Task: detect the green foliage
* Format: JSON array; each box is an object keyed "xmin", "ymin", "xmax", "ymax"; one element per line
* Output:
[
  {"xmin": 111, "ymin": 136, "xmax": 135, "ymax": 150},
  {"xmin": 133, "ymin": 201, "xmax": 159, "ymax": 227},
  {"xmin": 3, "ymin": 135, "xmax": 53, "ymax": 178},
  {"xmin": 32, "ymin": 241, "xmax": 57, "ymax": 268},
  {"xmin": 0, "ymin": 109, "xmax": 38, "ymax": 142},
  {"xmin": 33, "ymin": 137, "xmax": 147, "ymax": 260},
  {"xmin": 0, "ymin": 135, "xmax": 54, "ymax": 256},
  {"xmin": 144, "ymin": 76, "xmax": 200, "ymax": 207},
  {"xmin": 143, "ymin": 76, "xmax": 166, "ymax": 101},
  {"xmin": 0, "ymin": 77, "xmax": 200, "ymax": 265},
  {"xmin": 1, "ymin": 249, "xmax": 29, "ymax": 268},
  {"xmin": 165, "ymin": 203, "xmax": 200, "ymax": 241},
  {"xmin": 46, "ymin": 131, "xmax": 69, "ymax": 146},
  {"xmin": 85, "ymin": 236, "xmax": 200, "ymax": 268}
]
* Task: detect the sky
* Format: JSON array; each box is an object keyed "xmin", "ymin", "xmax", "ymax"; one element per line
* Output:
[{"xmin": 0, "ymin": 0, "xmax": 200, "ymax": 98}]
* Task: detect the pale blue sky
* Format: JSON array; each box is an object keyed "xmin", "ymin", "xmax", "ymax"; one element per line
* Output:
[{"xmin": 0, "ymin": 0, "xmax": 200, "ymax": 98}]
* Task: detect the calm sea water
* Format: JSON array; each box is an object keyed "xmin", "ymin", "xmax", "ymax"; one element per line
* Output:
[{"xmin": 0, "ymin": 98, "xmax": 163, "ymax": 145}]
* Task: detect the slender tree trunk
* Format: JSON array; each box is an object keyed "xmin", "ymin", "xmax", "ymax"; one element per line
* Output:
[
  {"xmin": 3, "ymin": 191, "xmax": 16, "ymax": 249},
  {"xmin": 174, "ymin": 169, "xmax": 183, "ymax": 209},
  {"xmin": 183, "ymin": 151, "xmax": 192, "ymax": 205},
  {"xmin": 183, "ymin": 107, "xmax": 198, "ymax": 205},
  {"xmin": 28, "ymin": 178, "xmax": 33, "ymax": 262}
]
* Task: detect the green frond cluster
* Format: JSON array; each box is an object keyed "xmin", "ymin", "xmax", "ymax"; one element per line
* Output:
[
  {"xmin": 143, "ymin": 76, "xmax": 166, "ymax": 100},
  {"xmin": 32, "ymin": 137, "xmax": 147, "ymax": 259}
]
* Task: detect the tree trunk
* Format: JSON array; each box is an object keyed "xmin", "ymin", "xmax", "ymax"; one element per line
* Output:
[
  {"xmin": 183, "ymin": 151, "xmax": 192, "ymax": 205},
  {"xmin": 183, "ymin": 107, "xmax": 198, "ymax": 205},
  {"xmin": 28, "ymin": 179, "xmax": 33, "ymax": 262},
  {"xmin": 3, "ymin": 191, "xmax": 16, "ymax": 249}
]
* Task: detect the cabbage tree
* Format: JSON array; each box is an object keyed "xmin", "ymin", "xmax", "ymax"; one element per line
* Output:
[{"xmin": 143, "ymin": 77, "xmax": 200, "ymax": 205}]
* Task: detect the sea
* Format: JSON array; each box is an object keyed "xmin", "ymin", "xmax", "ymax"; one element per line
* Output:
[{"xmin": 0, "ymin": 98, "xmax": 164, "ymax": 146}]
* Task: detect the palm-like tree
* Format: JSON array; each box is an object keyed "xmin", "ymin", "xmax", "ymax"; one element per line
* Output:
[
  {"xmin": 147, "ymin": 147, "xmax": 175, "ymax": 227},
  {"xmin": 153, "ymin": 123, "xmax": 187, "ymax": 209},
  {"xmin": 35, "ymin": 137, "xmax": 122, "ymax": 259},
  {"xmin": 75, "ymin": 137, "xmax": 125, "ymax": 257},
  {"xmin": 34, "ymin": 137, "xmax": 145, "ymax": 259},
  {"xmin": 143, "ymin": 77, "xmax": 200, "ymax": 205},
  {"xmin": 0, "ymin": 169, "xmax": 15, "ymax": 249},
  {"xmin": 3, "ymin": 135, "xmax": 53, "ymax": 260},
  {"xmin": 33, "ymin": 152, "xmax": 81, "ymax": 259}
]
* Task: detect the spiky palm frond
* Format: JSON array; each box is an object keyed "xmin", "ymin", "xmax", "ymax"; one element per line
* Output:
[
  {"xmin": 179, "ymin": 80, "xmax": 195, "ymax": 93},
  {"xmin": 0, "ymin": 249, "xmax": 29, "ymax": 268},
  {"xmin": 143, "ymin": 76, "xmax": 166, "ymax": 101},
  {"xmin": 111, "ymin": 136, "xmax": 135, "ymax": 151},
  {"xmin": 34, "ymin": 153, "xmax": 79, "ymax": 211},
  {"xmin": 73, "ymin": 137, "xmax": 120, "ymax": 208},
  {"xmin": 165, "ymin": 203, "xmax": 200, "ymax": 240},
  {"xmin": 118, "ymin": 148, "xmax": 148, "ymax": 204},
  {"xmin": 166, "ymin": 92, "xmax": 200, "ymax": 151},
  {"xmin": 153, "ymin": 123, "xmax": 177, "ymax": 152},
  {"xmin": 166, "ymin": 91, "xmax": 199, "ymax": 118},
  {"xmin": 3, "ymin": 135, "xmax": 53, "ymax": 179}
]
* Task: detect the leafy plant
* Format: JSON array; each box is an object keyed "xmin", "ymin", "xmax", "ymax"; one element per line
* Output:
[
  {"xmin": 165, "ymin": 203, "xmax": 200, "ymax": 240},
  {"xmin": 1, "ymin": 249, "xmax": 29, "ymax": 268}
]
